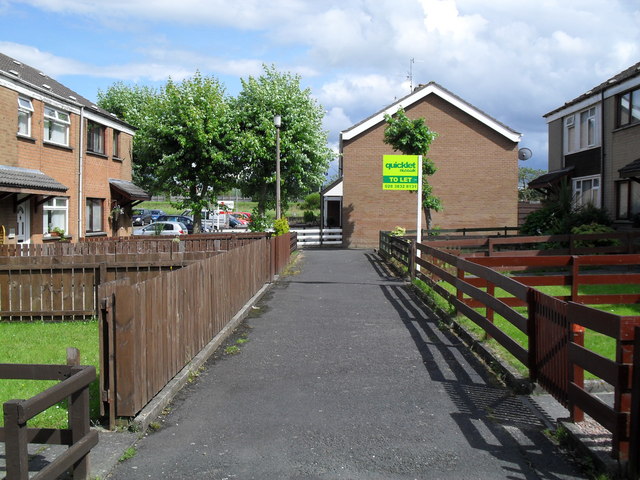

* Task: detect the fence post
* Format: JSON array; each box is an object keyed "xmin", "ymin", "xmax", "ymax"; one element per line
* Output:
[
  {"xmin": 570, "ymin": 324, "xmax": 585, "ymax": 422},
  {"xmin": 527, "ymin": 288, "xmax": 538, "ymax": 382},
  {"xmin": 570, "ymin": 256, "xmax": 579, "ymax": 303},
  {"xmin": 4, "ymin": 400, "xmax": 29, "ymax": 480},
  {"xmin": 69, "ymin": 366, "xmax": 91, "ymax": 478},
  {"xmin": 629, "ymin": 326, "xmax": 640, "ymax": 478}
]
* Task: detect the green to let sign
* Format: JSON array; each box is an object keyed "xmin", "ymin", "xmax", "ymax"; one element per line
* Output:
[{"xmin": 382, "ymin": 155, "xmax": 419, "ymax": 190}]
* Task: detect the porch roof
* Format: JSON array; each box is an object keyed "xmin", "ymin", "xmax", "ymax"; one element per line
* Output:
[
  {"xmin": 527, "ymin": 166, "xmax": 574, "ymax": 190},
  {"xmin": 618, "ymin": 158, "xmax": 640, "ymax": 179},
  {"xmin": 109, "ymin": 179, "xmax": 151, "ymax": 203},
  {"xmin": 0, "ymin": 165, "xmax": 68, "ymax": 195}
]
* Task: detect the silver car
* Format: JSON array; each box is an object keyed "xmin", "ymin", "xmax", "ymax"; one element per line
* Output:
[{"xmin": 135, "ymin": 221, "xmax": 188, "ymax": 236}]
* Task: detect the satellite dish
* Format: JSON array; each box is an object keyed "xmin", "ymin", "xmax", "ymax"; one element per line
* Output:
[{"xmin": 518, "ymin": 147, "xmax": 532, "ymax": 161}]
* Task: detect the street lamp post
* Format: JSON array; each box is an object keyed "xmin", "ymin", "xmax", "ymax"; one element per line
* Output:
[{"xmin": 274, "ymin": 114, "xmax": 282, "ymax": 220}]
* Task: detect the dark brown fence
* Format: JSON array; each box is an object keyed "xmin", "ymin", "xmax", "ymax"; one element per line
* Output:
[
  {"xmin": 0, "ymin": 360, "xmax": 97, "ymax": 479},
  {"xmin": 380, "ymin": 231, "xmax": 640, "ymax": 470},
  {"xmin": 98, "ymin": 236, "xmax": 286, "ymax": 424}
]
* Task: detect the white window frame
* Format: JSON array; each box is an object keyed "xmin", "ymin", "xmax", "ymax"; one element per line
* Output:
[
  {"xmin": 18, "ymin": 97, "xmax": 34, "ymax": 137},
  {"xmin": 85, "ymin": 198, "xmax": 104, "ymax": 233},
  {"xmin": 44, "ymin": 105, "xmax": 70, "ymax": 146},
  {"xmin": 43, "ymin": 197, "xmax": 69, "ymax": 234},
  {"xmin": 572, "ymin": 175, "xmax": 601, "ymax": 208},
  {"xmin": 564, "ymin": 106, "xmax": 599, "ymax": 154}
]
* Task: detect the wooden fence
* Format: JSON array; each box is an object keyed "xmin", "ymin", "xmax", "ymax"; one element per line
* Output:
[
  {"xmin": 0, "ymin": 233, "xmax": 294, "ymax": 320},
  {"xmin": 379, "ymin": 231, "xmax": 640, "ymax": 474},
  {"xmin": 0, "ymin": 359, "xmax": 97, "ymax": 480},
  {"xmin": 98, "ymin": 234, "xmax": 294, "ymax": 424}
]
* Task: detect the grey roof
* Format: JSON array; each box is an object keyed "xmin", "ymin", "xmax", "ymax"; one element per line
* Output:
[
  {"xmin": 619, "ymin": 158, "xmax": 640, "ymax": 178},
  {"xmin": 545, "ymin": 61, "xmax": 640, "ymax": 117},
  {"xmin": 109, "ymin": 179, "xmax": 151, "ymax": 201},
  {"xmin": 527, "ymin": 166, "xmax": 574, "ymax": 190},
  {"xmin": 0, "ymin": 52, "xmax": 132, "ymax": 129},
  {"xmin": 0, "ymin": 165, "xmax": 68, "ymax": 192}
]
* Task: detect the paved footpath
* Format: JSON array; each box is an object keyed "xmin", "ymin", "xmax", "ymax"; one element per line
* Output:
[{"xmin": 108, "ymin": 249, "xmax": 586, "ymax": 480}]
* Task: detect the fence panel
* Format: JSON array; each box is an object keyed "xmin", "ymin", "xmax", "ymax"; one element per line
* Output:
[{"xmin": 103, "ymin": 238, "xmax": 274, "ymax": 418}]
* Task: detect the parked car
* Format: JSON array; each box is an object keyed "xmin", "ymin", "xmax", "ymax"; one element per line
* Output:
[
  {"xmin": 230, "ymin": 212, "xmax": 251, "ymax": 225},
  {"xmin": 132, "ymin": 209, "xmax": 153, "ymax": 226},
  {"xmin": 134, "ymin": 221, "xmax": 188, "ymax": 236},
  {"xmin": 148, "ymin": 209, "xmax": 166, "ymax": 222},
  {"xmin": 228, "ymin": 215, "xmax": 243, "ymax": 228},
  {"xmin": 156, "ymin": 215, "xmax": 194, "ymax": 234}
]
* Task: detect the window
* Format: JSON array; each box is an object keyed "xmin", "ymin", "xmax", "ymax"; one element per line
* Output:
[
  {"xmin": 43, "ymin": 197, "xmax": 68, "ymax": 234},
  {"xmin": 44, "ymin": 106, "xmax": 70, "ymax": 146},
  {"xmin": 564, "ymin": 106, "xmax": 598, "ymax": 153},
  {"xmin": 87, "ymin": 121, "xmax": 105, "ymax": 154},
  {"xmin": 113, "ymin": 130, "xmax": 120, "ymax": 158},
  {"xmin": 573, "ymin": 175, "xmax": 601, "ymax": 208},
  {"xmin": 18, "ymin": 97, "xmax": 33, "ymax": 136},
  {"xmin": 618, "ymin": 88, "xmax": 640, "ymax": 127},
  {"xmin": 85, "ymin": 198, "xmax": 103, "ymax": 232},
  {"xmin": 618, "ymin": 180, "xmax": 640, "ymax": 220}
]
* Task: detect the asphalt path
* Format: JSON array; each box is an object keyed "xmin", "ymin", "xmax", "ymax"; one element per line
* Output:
[{"xmin": 108, "ymin": 249, "xmax": 586, "ymax": 479}]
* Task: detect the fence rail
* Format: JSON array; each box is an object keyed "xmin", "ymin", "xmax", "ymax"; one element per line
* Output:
[
  {"xmin": 0, "ymin": 360, "xmax": 97, "ymax": 480},
  {"xmin": 293, "ymin": 228, "xmax": 342, "ymax": 247},
  {"xmin": 379, "ymin": 230, "xmax": 640, "ymax": 473}
]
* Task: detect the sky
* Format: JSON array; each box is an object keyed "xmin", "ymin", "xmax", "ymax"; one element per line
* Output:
[{"xmin": 1, "ymin": 0, "xmax": 639, "ymax": 175}]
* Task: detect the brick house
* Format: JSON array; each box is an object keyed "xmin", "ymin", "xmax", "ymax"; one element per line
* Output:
[
  {"xmin": 531, "ymin": 61, "xmax": 640, "ymax": 227},
  {"xmin": 337, "ymin": 82, "xmax": 521, "ymax": 248},
  {"xmin": 0, "ymin": 52, "xmax": 149, "ymax": 244}
]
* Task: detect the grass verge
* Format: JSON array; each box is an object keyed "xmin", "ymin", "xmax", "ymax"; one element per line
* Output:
[{"xmin": 0, "ymin": 320, "xmax": 100, "ymax": 428}]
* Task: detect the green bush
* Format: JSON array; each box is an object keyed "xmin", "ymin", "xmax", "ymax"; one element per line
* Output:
[
  {"xmin": 571, "ymin": 223, "xmax": 620, "ymax": 247},
  {"xmin": 248, "ymin": 208, "xmax": 270, "ymax": 232},
  {"xmin": 301, "ymin": 192, "xmax": 321, "ymax": 211},
  {"xmin": 390, "ymin": 226, "xmax": 406, "ymax": 236},
  {"xmin": 303, "ymin": 210, "xmax": 317, "ymax": 224},
  {"xmin": 273, "ymin": 217, "xmax": 290, "ymax": 236}
]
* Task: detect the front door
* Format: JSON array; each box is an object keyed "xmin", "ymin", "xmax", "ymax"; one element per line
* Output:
[{"xmin": 16, "ymin": 201, "xmax": 30, "ymax": 243}]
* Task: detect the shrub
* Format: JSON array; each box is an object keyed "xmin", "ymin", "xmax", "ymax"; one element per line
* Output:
[
  {"xmin": 273, "ymin": 217, "xmax": 290, "ymax": 236},
  {"xmin": 571, "ymin": 223, "xmax": 620, "ymax": 247},
  {"xmin": 301, "ymin": 192, "xmax": 321, "ymax": 211},
  {"xmin": 248, "ymin": 208, "xmax": 270, "ymax": 232},
  {"xmin": 390, "ymin": 226, "xmax": 406, "ymax": 236},
  {"xmin": 303, "ymin": 210, "xmax": 317, "ymax": 224}
]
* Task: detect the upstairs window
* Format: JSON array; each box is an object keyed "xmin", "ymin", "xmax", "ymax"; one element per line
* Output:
[
  {"xmin": 564, "ymin": 106, "xmax": 599, "ymax": 154},
  {"xmin": 618, "ymin": 88, "xmax": 640, "ymax": 127},
  {"xmin": 44, "ymin": 106, "xmax": 70, "ymax": 146},
  {"xmin": 113, "ymin": 130, "xmax": 120, "ymax": 158},
  {"xmin": 87, "ymin": 121, "xmax": 105, "ymax": 154},
  {"xmin": 18, "ymin": 97, "xmax": 33, "ymax": 137}
]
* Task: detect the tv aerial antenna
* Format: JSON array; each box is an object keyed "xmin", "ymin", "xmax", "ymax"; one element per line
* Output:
[
  {"xmin": 518, "ymin": 147, "xmax": 532, "ymax": 161},
  {"xmin": 407, "ymin": 58, "xmax": 423, "ymax": 93}
]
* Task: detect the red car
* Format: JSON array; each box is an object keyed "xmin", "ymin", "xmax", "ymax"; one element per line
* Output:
[{"xmin": 231, "ymin": 212, "xmax": 251, "ymax": 225}]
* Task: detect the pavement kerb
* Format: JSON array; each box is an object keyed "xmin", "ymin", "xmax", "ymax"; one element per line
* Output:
[{"xmin": 131, "ymin": 277, "xmax": 277, "ymax": 432}]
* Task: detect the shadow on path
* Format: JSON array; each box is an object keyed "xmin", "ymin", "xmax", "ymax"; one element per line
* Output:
[{"xmin": 366, "ymin": 253, "xmax": 584, "ymax": 480}]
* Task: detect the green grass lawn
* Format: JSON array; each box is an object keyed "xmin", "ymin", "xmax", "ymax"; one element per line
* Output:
[
  {"xmin": 136, "ymin": 199, "xmax": 315, "ymax": 220},
  {"xmin": 0, "ymin": 320, "xmax": 100, "ymax": 428}
]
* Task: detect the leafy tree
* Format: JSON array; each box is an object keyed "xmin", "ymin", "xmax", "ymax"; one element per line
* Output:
[
  {"xmin": 97, "ymin": 82, "xmax": 159, "ymax": 191},
  {"xmin": 233, "ymin": 65, "xmax": 333, "ymax": 214},
  {"xmin": 383, "ymin": 108, "xmax": 440, "ymax": 229},
  {"xmin": 518, "ymin": 167, "xmax": 546, "ymax": 202}
]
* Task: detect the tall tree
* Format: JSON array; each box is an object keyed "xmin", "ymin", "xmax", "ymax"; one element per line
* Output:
[
  {"xmin": 100, "ymin": 73, "xmax": 237, "ymax": 232},
  {"xmin": 97, "ymin": 82, "xmax": 159, "ymax": 191},
  {"xmin": 518, "ymin": 167, "xmax": 547, "ymax": 202},
  {"xmin": 383, "ymin": 108, "xmax": 440, "ymax": 229},
  {"xmin": 233, "ymin": 65, "xmax": 333, "ymax": 214}
]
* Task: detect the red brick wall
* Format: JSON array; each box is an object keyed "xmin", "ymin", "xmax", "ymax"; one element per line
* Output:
[
  {"xmin": 342, "ymin": 94, "xmax": 518, "ymax": 248},
  {"xmin": 0, "ymin": 85, "xmax": 134, "ymax": 242}
]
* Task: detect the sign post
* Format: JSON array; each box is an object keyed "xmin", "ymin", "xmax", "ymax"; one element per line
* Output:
[{"xmin": 382, "ymin": 154, "xmax": 423, "ymax": 242}]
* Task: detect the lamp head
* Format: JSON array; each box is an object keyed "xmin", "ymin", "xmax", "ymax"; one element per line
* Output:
[{"xmin": 274, "ymin": 114, "xmax": 282, "ymax": 128}]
